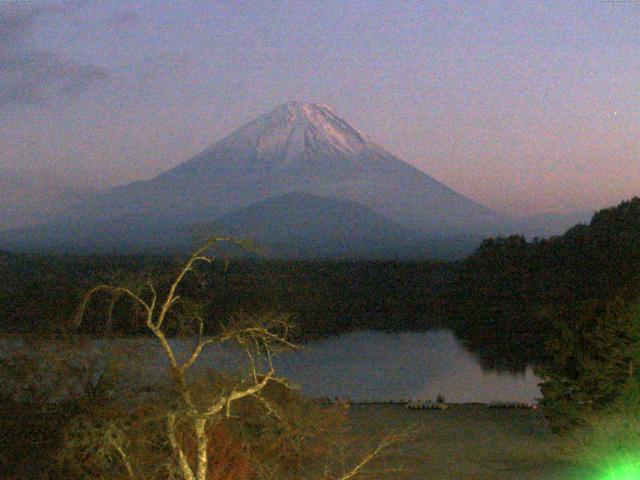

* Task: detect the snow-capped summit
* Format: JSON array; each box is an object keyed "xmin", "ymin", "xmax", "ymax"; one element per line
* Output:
[
  {"xmin": 1, "ymin": 101, "xmax": 508, "ymax": 254},
  {"xmin": 269, "ymin": 102, "xmax": 368, "ymax": 158},
  {"xmin": 174, "ymin": 101, "xmax": 403, "ymax": 174},
  {"xmin": 227, "ymin": 101, "xmax": 369, "ymax": 163}
]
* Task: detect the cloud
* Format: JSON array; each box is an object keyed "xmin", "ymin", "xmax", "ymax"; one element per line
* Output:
[{"xmin": 0, "ymin": 5, "xmax": 107, "ymax": 108}]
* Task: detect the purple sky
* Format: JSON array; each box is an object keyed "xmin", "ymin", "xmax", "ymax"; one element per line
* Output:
[{"xmin": 0, "ymin": 0, "xmax": 638, "ymax": 215}]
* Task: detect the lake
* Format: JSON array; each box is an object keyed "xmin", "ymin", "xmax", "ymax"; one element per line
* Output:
[
  {"xmin": 272, "ymin": 330, "xmax": 541, "ymax": 403},
  {"xmin": 0, "ymin": 329, "xmax": 541, "ymax": 403}
]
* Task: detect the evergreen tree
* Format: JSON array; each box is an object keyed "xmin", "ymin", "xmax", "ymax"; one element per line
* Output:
[{"xmin": 537, "ymin": 297, "xmax": 640, "ymax": 432}]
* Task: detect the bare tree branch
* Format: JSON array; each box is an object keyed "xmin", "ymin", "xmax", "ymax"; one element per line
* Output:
[
  {"xmin": 336, "ymin": 431, "xmax": 409, "ymax": 480},
  {"xmin": 166, "ymin": 412, "xmax": 196, "ymax": 480},
  {"xmin": 66, "ymin": 237, "xmax": 408, "ymax": 480},
  {"xmin": 75, "ymin": 284, "xmax": 152, "ymax": 328}
]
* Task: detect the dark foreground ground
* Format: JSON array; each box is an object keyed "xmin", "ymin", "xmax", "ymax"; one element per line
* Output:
[
  {"xmin": 0, "ymin": 399, "xmax": 600, "ymax": 479},
  {"xmin": 347, "ymin": 404, "xmax": 589, "ymax": 480}
]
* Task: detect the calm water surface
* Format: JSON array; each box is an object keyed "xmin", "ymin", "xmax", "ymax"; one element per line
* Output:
[
  {"xmin": 1, "ymin": 330, "xmax": 541, "ymax": 403},
  {"xmin": 272, "ymin": 330, "xmax": 541, "ymax": 403}
]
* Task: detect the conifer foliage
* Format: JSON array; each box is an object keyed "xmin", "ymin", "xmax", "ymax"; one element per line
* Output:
[{"xmin": 537, "ymin": 297, "xmax": 640, "ymax": 432}]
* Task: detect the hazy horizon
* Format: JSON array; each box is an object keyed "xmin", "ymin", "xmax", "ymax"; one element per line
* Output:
[{"xmin": 1, "ymin": 1, "xmax": 638, "ymax": 216}]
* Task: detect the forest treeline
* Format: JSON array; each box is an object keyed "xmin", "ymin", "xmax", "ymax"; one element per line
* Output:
[
  {"xmin": 2, "ymin": 197, "xmax": 640, "ymax": 372},
  {"xmin": 0, "ymin": 252, "xmax": 452, "ymax": 340},
  {"xmin": 450, "ymin": 197, "xmax": 640, "ymax": 370}
]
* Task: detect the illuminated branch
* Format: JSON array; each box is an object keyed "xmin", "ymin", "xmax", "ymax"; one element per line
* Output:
[
  {"xmin": 336, "ymin": 431, "xmax": 409, "ymax": 480},
  {"xmin": 70, "ymin": 237, "xmax": 405, "ymax": 480}
]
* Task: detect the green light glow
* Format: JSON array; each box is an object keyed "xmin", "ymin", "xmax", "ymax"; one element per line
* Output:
[{"xmin": 601, "ymin": 460, "xmax": 640, "ymax": 480}]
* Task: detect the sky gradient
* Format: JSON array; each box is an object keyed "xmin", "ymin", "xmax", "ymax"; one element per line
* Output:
[{"xmin": 1, "ymin": 0, "xmax": 638, "ymax": 215}]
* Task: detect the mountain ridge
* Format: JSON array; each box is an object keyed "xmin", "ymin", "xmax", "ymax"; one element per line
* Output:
[
  {"xmin": 2, "ymin": 102, "xmax": 508, "ymax": 255},
  {"xmin": 75, "ymin": 102, "xmax": 501, "ymax": 233},
  {"xmin": 203, "ymin": 191, "xmax": 473, "ymax": 259}
]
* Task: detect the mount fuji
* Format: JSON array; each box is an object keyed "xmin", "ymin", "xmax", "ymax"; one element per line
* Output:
[{"xmin": 1, "ymin": 102, "xmax": 508, "ymax": 257}]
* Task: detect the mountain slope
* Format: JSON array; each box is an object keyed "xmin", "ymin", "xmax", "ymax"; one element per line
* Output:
[
  {"xmin": 1, "ymin": 102, "xmax": 505, "ymax": 254},
  {"xmin": 202, "ymin": 192, "xmax": 473, "ymax": 259},
  {"xmin": 59, "ymin": 102, "xmax": 501, "ymax": 230},
  {"xmin": 0, "ymin": 192, "xmax": 477, "ymax": 258}
]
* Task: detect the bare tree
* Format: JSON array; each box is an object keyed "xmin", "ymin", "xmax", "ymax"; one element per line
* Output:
[{"xmin": 72, "ymin": 237, "xmax": 404, "ymax": 480}]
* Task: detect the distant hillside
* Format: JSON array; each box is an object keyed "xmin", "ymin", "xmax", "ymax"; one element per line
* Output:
[
  {"xmin": 0, "ymin": 192, "xmax": 477, "ymax": 259},
  {"xmin": 510, "ymin": 210, "xmax": 594, "ymax": 239},
  {"xmin": 200, "ymin": 192, "xmax": 477, "ymax": 259},
  {"xmin": 0, "ymin": 102, "xmax": 506, "ymax": 256},
  {"xmin": 0, "ymin": 168, "xmax": 91, "ymax": 230},
  {"xmin": 449, "ymin": 197, "xmax": 640, "ymax": 370},
  {"xmin": 0, "ymin": 103, "xmax": 603, "ymax": 255}
]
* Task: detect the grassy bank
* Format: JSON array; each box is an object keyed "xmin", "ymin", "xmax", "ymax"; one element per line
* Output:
[{"xmin": 347, "ymin": 404, "xmax": 587, "ymax": 480}]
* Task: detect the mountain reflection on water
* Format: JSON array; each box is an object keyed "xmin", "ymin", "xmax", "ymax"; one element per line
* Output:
[{"xmin": 272, "ymin": 330, "xmax": 541, "ymax": 403}]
